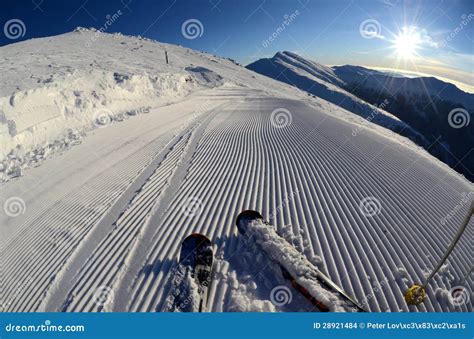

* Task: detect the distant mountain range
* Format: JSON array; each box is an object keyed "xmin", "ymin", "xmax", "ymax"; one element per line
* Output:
[{"xmin": 247, "ymin": 51, "xmax": 474, "ymax": 181}]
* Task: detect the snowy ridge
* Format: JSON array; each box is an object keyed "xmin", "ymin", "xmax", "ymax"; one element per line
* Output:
[
  {"xmin": 246, "ymin": 51, "xmax": 427, "ymax": 147},
  {"xmin": 273, "ymin": 51, "xmax": 343, "ymax": 86},
  {"xmin": 332, "ymin": 65, "xmax": 474, "ymax": 110},
  {"xmin": 247, "ymin": 51, "xmax": 474, "ymax": 181}
]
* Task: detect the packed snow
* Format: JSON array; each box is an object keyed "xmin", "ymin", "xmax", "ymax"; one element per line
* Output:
[
  {"xmin": 238, "ymin": 217, "xmax": 361, "ymax": 312},
  {"xmin": 0, "ymin": 29, "xmax": 472, "ymax": 313}
]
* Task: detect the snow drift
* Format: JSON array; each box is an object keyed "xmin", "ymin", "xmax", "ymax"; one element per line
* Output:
[{"xmin": 0, "ymin": 29, "xmax": 472, "ymax": 314}]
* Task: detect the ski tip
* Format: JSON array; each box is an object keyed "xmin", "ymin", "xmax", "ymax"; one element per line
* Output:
[
  {"xmin": 236, "ymin": 210, "xmax": 263, "ymax": 235},
  {"xmin": 236, "ymin": 210, "xmax": 263, "ymax": 226},
  {"xmin": 185, "ymin": 233, "xmax": 211, "ymax": 242}
]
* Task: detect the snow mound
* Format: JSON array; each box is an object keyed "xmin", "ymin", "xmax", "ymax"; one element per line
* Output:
[
  {"xmin": 240, "ymin": 218, "xmax": 359, "ymax": 312},
  {"xmin": 0, "ymin": 30, "xmax": 235, "ymax": 183},
  {"xmin": 0, "ymin": 69, "xmax": 194, "ymax": 182},
  {"xmin": 185, "ymin": 66, "xmax": 224, "ymax": 87}
]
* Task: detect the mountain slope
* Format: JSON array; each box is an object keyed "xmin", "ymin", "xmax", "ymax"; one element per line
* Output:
[
  {"xmin": 0, "ymin": 30, "xmax": 472, "ymax": 313},
  {"xmin": 332, "ymin": 65, "xmax": 474, "ymax": 180},
  {"xmin": 332, "ymin": 65, "xmax": 474, "ymax": 110},
  {"xmin": 246, "ymin": 52, "xmax": 428, "ymax": 146},
  {"xmin": 247, "ymin": 52, "xmax": 473, "ymax": 181}
]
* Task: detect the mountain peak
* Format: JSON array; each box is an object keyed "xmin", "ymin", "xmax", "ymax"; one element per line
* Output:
[
  {"xmin": 73, "ymin": 26, "xmax": 99, "ymax": 33},
  {"xmin": 274, "ymin": 51, "xmax": 298, "ymax": 59}
]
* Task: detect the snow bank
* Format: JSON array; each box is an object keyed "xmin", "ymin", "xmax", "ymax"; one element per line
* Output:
[
  {"xmin": 185, "ymin": 66, "xmax": 224, "ymax": 87},
  {"xmin": 0, "ymin": 69, "xmax": 199, "ymax": 182}
]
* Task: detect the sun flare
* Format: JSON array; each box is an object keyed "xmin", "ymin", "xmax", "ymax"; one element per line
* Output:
[{"xmin": 394, "ymin": 27, "xmax": 420, "ymax": 59}]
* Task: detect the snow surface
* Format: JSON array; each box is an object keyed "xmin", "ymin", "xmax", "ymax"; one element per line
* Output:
[
  {"xmin": 0, "ymin": 29, "xmax": 472, "ymax": 313},
  {"xmin": 239, "ymin": 218, "xmax": 360, "ymax": 312}
]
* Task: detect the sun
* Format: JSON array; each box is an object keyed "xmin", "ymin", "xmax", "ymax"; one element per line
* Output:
[{"xmin": 393, "ymin": 27, "xmax": 420, "ymax": 59}]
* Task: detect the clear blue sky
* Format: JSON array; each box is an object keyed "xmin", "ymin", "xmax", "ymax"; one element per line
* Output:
[{"xmin": 1, "ymin": 0, "xmax": 473, "ymax": 88}]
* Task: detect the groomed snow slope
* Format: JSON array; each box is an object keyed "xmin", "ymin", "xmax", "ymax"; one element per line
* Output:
[{"xmin": 0, "ymin": 30, "xmax": 472, "ymax": 313}]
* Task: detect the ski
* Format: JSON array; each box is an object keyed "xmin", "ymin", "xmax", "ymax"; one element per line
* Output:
[
  {"xmin": 165, "ymin": 233, "xmax": 214, "ymax": 312},
  {"xmin": 236, "ymin": 210, "xmax": 367, "ymax": 312}
]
